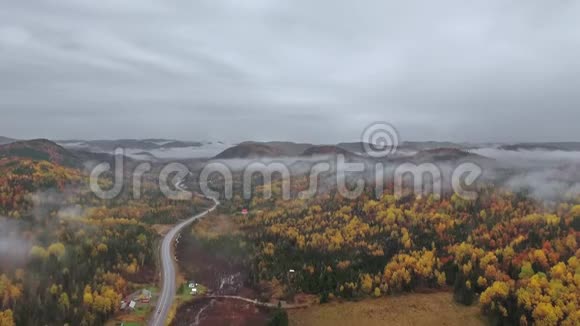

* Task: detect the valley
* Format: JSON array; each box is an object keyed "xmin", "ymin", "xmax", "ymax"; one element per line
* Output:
[
  {"xmin": 0, "ymin": 137, "xmax": 578, "ymax": 326},
  {"xmin": 3, "ymin": 3, "xmax": 579, "ymax": 325}
]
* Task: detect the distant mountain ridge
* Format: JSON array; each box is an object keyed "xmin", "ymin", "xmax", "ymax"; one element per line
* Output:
[
  {"xmin": 3, "ymin": 137, "xmax": 580, "ymax": 162},
  {"xmin": 498, "ymin": 142, "xmax": 580, "ymax": 152},
  {"xmin": 0, "ymin": 136, "xmax": 16, "ymax": 145},
  {"xmin": 409, "ymin": 148, "xmax": 490, "ymax": 162},
  {"xmin": 212, "ymin": 141, "xmax": 500, "ymax": 161},
  {"xmin": 399, "ymin": 141, "xmax": 472, "ymax": 151},
  {"xmin": 0, "ymin": 139, "xmax": 124, "ymax": 168},
  {"xmin": 336, "ymin": 142, "xmax": 378, "ymax": 154},
  {"xmin": 55, "ymin": 138, "xmax": 227, "ymax": 160},
  {"xmin": 213, "ymin": 142, "xmax": 361, "ymax": 159},
  {"xmin": 0, "ymin": 139, "xmax": 80, "ymax": 167},
  {"xmin": 336, "ymin": 141, "xmax": 477, "ymax": 156},
  {"xmin": 300, "ymin": 145, "xmax": 355, "ymax": 157},
  {"xmin": 214, "ymin": 142, "xmax": 285, "ymax": 159},
  {"xmin": 58, "ymin": 139, "xmax": 205, "ymax": 151},
  {"xmin": 249, "ymin": 141, "xmax": 313, "ymax": 156}
]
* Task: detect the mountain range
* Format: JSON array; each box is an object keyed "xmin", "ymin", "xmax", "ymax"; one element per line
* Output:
[{"xmin": 1, "ymin": 136, "xmax": 580, "ymax": 163}]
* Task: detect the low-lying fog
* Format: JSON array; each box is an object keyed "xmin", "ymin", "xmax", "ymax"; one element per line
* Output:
[{"xmin": 203, "ymin": 147, "xmax": 580, "ymax": 201}]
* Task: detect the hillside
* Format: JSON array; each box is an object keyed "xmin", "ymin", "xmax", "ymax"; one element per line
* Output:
[
  {"xmin": 409, "ymin": 148, "xmax": 490, "ymax": 162},
  {"xmin": 336, "ymin": 142, "xmax": 379, "ymax": 154},
  {"xmin": 0, "ymin": 136, "xmax": 16, "ymax": 145},
  {"xmin": 214, "ymin": 143, "xmax": 284, "ymax": 159},
  {"xmin": 255, "ymin": 141, "xmax": 313, "ymax": 156},
  {"xmin": 300, "ymin": 145, "xmax": 355, "ymax": 157},
  {"xmin": 399, "ymin": 141, "xmax": 472, "ymax": 151},
  {"xmin": 0, "ymin": 139, "xmax": 81, "ymax": 167}
]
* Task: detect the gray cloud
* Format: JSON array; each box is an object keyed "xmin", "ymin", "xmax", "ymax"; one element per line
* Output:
[{"xmin": 0, "ymin": 0, "xmax": 579, "ymax": 143}]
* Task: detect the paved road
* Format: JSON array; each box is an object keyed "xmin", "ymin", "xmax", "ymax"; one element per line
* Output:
[{"xmin": 149, "ymin": 197, "xmax": 219, "ymax": 326}]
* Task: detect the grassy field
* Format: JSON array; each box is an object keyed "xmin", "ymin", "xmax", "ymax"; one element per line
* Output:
[{"xmin": 288, "ymin": 292, "xmax": 487, "ymax": 326}]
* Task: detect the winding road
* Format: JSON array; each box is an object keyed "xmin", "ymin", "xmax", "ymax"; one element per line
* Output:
[{"xmin": 149, "ymin": 197, "xmax": 219, "ymax": 326}]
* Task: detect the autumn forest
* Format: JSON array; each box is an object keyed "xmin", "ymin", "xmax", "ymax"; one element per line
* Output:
[{"xmin": 0, "ymin": 143, "xmax": 579, "ymax": 326}]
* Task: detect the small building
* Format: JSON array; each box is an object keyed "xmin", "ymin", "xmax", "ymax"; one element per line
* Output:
[
  {"xmin": 141, "ymin": 289, "xmax": 152, "ymax": 303},
  {"xmin": 129, "ymin": 300, "xmax": 136, "ymax": 310}
]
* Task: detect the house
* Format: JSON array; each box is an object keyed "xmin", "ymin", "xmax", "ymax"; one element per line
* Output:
[
  {"xmin": 129, "ymin": 301, "xmax": 136, "ymax": 310},
  {"xmin": 141, "ymin": 289, "xmax": 152, "ymax": 303}
]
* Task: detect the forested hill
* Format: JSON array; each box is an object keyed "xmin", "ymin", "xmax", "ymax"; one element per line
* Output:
[
  {"xmin": 0, "ymin": 139, "xmax": 81, "ymax": 167},
  {"xmin": 0, "ymin": 146, "xmax": 211, "ymax": 325}
]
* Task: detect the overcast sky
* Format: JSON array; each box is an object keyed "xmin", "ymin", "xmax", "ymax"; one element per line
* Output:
[{"xmin": 0, "ymin": 0, "xmax": 579, "ymax": 143}]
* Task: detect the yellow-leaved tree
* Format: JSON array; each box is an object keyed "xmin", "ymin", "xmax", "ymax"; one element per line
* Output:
[{"xmin": 0, "ymin": 309, "xmax": 14, "ymax": 326}]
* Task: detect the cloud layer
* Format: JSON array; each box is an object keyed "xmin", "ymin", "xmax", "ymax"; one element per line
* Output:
[{"xmin": 1, "ymin": 0, "xmax": 579, "ymax": 142}]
